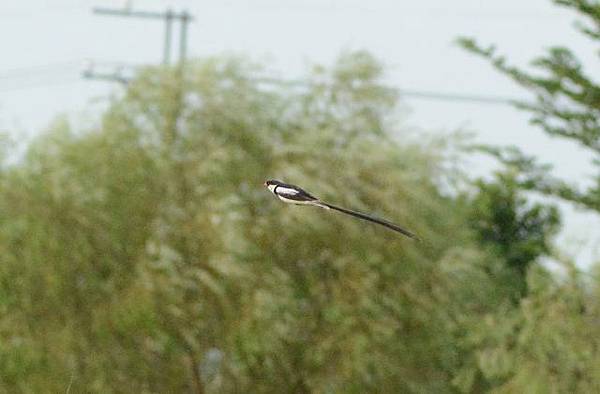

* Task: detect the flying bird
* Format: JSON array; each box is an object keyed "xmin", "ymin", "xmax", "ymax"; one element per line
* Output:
[{"xmin": 264, "ymin": 179, "xmax": 419, "ymax": 240}]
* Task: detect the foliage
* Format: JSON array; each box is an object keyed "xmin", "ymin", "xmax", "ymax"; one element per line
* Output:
[
  {"xmin": 0, "ymin": 52, "xmax": 486, "ymax": 393},
  {"xmin": 458, "ymin": 0, "xmax": 600, "ymax": 214},
  {"xmin": 467, "ymin": 171, "xmax": 561, "ymax": 298},
  {"xmin": 454, "ymin": 1, "xmax": 600, "ymax": 392},
  {"xmin": 0, "ymin": 46, "xmax": 596, "ymax": 394}
]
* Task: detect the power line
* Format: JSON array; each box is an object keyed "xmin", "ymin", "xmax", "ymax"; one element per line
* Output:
[
  {"xmin": 0, "ymin": 5, "xmax": 90, "ymax": 18},
  {"xmin": 254, "ymin": 77, "xmax": 517, "ymax": 105},
  {"xmin": 0, "ymin": 60, "xmax": 145, "ymax": 85},
  {"xmin": 397, "ymin": 89, "xmax": 515, "ymax": 105},
  {"xmin": 0, "ymin": 61, "xmax": 517, "ymax": 105},
  {"xmin": 0, "ymin": 62, "xmax": 84, "ymax": 93},
  {"xmin": 0, "ymin": 61, "xmax": 82, "ymax": 80},
  {"xmin": 82, "ymin": 72, "xmax": 518, "ymax": 105},
  {"xmin": 0, "ymin": 77, "xmax": 83, "ymax": 93}
]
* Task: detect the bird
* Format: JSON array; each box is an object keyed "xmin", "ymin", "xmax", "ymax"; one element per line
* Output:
[{"xmin": 264, "ymin": 179, "xmax": 419, "ymax": 240}]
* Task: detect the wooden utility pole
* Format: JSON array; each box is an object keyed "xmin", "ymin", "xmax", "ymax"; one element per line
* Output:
[{"xmin": 84, "ymin": 6, "xmax": 193, "ymax": 84}]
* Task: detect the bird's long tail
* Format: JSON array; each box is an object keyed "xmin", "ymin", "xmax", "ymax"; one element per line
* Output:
[{"xmin": 317, "ymin": 201, "xmax": 420, "ymax": 240}]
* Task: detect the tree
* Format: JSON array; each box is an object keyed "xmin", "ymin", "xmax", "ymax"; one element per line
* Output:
[
  {"xmin": 453, "ymin": 2, "xmax": 600, "ymax": 392},
  {"xmin": 0, "ymin": 52, "xmax": 500, "ymax": 393},
  {"xmin": 467, "ymin": 171, "xmax": 560, "ymax": 298},
  {"xmin": 3, "ymin": 48, "xmax": 588, "ymax": 393},
  {"xmin": 458, "ymin": 0, "xmax": 600, "ymax": 214}
]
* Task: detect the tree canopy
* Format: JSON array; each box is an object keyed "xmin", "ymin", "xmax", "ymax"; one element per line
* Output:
[
  {"xmin": 0, "ymin": 46, "xmax": 597, "ymax": 393},
  {"xmin": 459, "ymin": 0, "xmax": 600, "ymax": 214}
]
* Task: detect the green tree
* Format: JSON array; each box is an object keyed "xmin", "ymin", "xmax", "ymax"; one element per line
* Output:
[
  {"xmin": 454, "ymin": 2, "xmax": 600, "ymax": 392},
  {"xmin": 467, "ymin": 171, "xmax": 560, "ymax": 298},
  {"xmin": 4, "ymin": 50, "xmax": 586, "ymax": 393},
  {"xmin": 459, "ymin": 0, "xmax": 600, "ymax": 214},
  {"xmin": 0, "ymin": 52, "xmax": 502, "ymax": 393}
]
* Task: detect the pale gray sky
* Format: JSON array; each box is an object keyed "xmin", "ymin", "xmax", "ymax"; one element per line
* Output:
[{"xmin": 1, "ymin": 0, "xmax": 598, "ymax": 265}]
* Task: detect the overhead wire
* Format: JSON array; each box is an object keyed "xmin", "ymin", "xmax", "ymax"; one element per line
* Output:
[
  {"xmin": 0, "ymin": 64, "xmax": 518, "ymax": 104},
  {"xmin": 0, "ymin": 3, "xmax": 523, "ymax": 103}
]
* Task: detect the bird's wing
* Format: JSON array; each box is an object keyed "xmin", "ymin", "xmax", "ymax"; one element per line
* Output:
[{"xmin": 276, "ymin": 186, "xmax": 318, "ymax": 202}]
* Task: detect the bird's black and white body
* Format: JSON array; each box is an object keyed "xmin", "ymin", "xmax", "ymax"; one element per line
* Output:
[
  {"xmin": 264, "ymin": 179, "xmax": 419, "ymax": 240},
  {"xmin": 265, "ymin": 180, "xmax": 328, "ymax": 208}
]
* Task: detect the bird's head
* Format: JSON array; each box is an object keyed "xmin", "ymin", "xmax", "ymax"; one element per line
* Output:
[{"xmin": 264, "ymin": 179, "xmax": 284, "ymax": 193}]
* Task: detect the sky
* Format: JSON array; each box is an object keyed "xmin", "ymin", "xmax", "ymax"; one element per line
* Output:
[{"xmin": 1, "ymin": 0, "xmax": 599, "ymax": 265}]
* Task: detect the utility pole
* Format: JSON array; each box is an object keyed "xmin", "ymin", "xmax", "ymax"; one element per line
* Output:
[
  {"xmin": 164, "ymin": 9, "xmax": 174, "ymax": 65},
  {"xmin": 84, "ymin": 6, "xmax": 193, "ymax": 84},
  {"xmin": 179, "ymin": 11, "xmax": 191, "ymax": 66}
]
